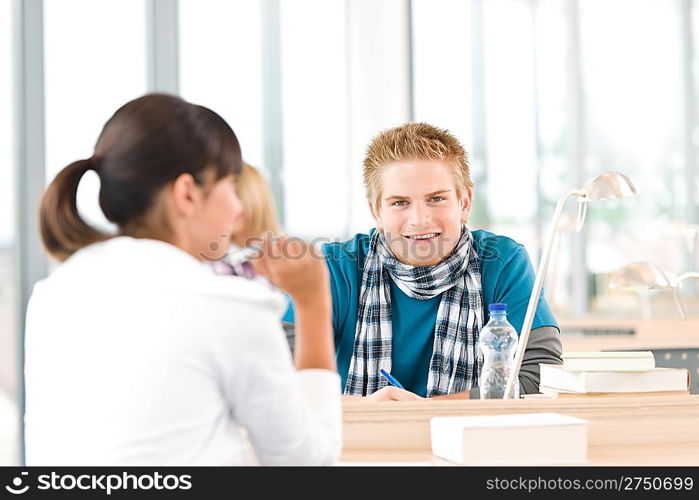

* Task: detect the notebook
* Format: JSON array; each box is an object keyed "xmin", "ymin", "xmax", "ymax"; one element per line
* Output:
[
  {"xmin": 539, "ymin": 365, "xmax": 690, "ymax": 393},
  {"xmin": 561, "ymin": 351, "xmax": 655, "ymax": 372},
  {"xmin": 430, "ymin": 412, "xmax": 588, "ymax": 465}
]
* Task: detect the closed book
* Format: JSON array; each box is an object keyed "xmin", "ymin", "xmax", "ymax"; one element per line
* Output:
[
  {"xmin": 537, "ymin": 386, "xmax": 690, "ymax": 398},
  {"xmin": 539, "ymin": 365, "xmax": 690, "ymax": 393},
  {"xmin": 561, "ymin": 351, "xmax": 655, "ymax": 372},
  {"xmin": 430, "ymin": 412, "xmax": 588, "ymax": 465}
]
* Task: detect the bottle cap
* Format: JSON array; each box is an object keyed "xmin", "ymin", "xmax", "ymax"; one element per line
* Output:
[{"xmin": 488, "ymin": 303, "xmax": 507, "ymax": 312}]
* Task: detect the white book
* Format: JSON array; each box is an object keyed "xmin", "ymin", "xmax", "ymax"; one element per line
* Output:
[
  {"xmin": 430, "ymin": 412, "xmax": 588, "ymax": 465},
  {"xmin": 539, "ymin": 365, "xmax": 690, "ymax": 393},
  {"xmin": 561, "ymin": 351, "xmax": 655, "ymax": 372},
  {"xmin": 536, "ymin": 386, "xmax": 689, "ymax": 398}
]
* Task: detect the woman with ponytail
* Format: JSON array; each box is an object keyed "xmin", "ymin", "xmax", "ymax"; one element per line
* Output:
[{"xmin": 24, "ymin": 94, "xmax": 339, "ymax": 465}]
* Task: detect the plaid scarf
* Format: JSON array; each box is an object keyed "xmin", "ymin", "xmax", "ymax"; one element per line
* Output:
[{"xmin": 344, "ymin": 226, "xmax": 483, "ymax": 397}]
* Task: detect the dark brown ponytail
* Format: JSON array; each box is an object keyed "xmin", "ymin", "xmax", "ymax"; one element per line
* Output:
[
  {"xmin": 39, "ymin": 159, "xmax": 109, "ymax": 262},
  {"xmin": 38, "ymin": 93, "xmax": 242, "ymax": 262}
]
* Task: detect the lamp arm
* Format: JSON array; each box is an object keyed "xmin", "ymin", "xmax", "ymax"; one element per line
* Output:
[
  {"xmin": 671, "ymin": 272, "xmax": 699, "ymax": 321},
  {"xmin": 503, "ymin": 189, "xmax": 585, "ymax": 399},
  {"xmin": 676, "ymin": 271, "xmax": 699, "ymax": 283},
  {"xmin": 672, "ymin": 287, "xmax": 687, "ymax": 321}
]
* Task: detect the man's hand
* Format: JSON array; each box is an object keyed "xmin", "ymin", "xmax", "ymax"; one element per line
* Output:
[
  {"xmin": 429, "ymin": 391, "xmax": 471, "ymax": 400},
  {"xmin": 365, "ymin": 386, "xmax": 425, "ymax": 401}
]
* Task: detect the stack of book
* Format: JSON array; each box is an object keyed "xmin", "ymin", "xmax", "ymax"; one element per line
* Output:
[{"xmin": 534, "ymin": 351, "xmax": 690, "ymax": 398}]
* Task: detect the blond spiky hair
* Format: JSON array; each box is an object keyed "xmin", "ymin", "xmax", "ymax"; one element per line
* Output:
[{"xmin": 362, "ymin": 122, "xmax": 473, "ymax": 208}]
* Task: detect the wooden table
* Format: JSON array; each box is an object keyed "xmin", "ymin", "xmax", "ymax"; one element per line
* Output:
[{"xmin": 341, "ymin": 396, "xmax": 699, "ymax": 465}]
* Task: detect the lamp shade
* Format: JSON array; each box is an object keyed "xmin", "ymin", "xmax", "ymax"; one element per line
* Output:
[
  {"xmin": 608, "ymin": 261, "xmax": 688, "ymax": 320},
  {"xmin": 581, "ymin": 172, "xmax": 637, "ymax": 202},
  {"xmin": 609, "ymin": 262, "xmax": 675, "ymax": 292}
]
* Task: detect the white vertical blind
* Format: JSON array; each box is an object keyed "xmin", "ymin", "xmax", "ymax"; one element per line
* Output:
[
  {"xmin": 280, "ymin": 0, "xmax": 351, "ymax": 238},
  {"xmin": 44, "ymin": 0, "xmax": 147, "ymax": 231},
  {"xmin": 0, "ymin": 0, "xmax": 18, "ymax": 466},
  {"xmin": 179, "ymin": 0, "xmax": 264, "ymax": 169}
]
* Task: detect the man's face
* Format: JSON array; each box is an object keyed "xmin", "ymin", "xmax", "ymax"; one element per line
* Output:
[{"xmin": 371, "ymin": 159, "xmax": 471, "ymax": 266}]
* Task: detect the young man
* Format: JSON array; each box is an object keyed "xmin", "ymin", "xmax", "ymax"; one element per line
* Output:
[{"xmin": 285, "ymin": 122, "xmax": 562, "ymax": 400}]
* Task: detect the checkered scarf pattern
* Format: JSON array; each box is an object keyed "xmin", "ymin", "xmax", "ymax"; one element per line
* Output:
[{"xmin": 344, "ymin": 226, "xmax": 484, "ymax": 396}]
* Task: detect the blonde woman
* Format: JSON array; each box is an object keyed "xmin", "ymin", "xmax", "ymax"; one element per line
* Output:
[
  {"xmin": 207, "ymin": 163, "xmax": 298, "ymax": 353},
  {"xmin": 232, "ymin": 163, "xmax": 282, "ymax": 247},
  {"xmin": 211, "ymin": 164, "xmax": 282, "ymax": 279}
]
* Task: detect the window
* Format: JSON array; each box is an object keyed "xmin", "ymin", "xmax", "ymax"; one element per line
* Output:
[
  {"xmin": 482, "ymin": 0, "xmax": 539, "ymax": 250},
  {"xmin": 412, "ymin": 0, "xmax": 698, "ymax": 317},
  {"xmin": 179, "ymin": 0, "xmax": 265, "ymax": 168},
  {"xmin": 44, "ymin": 0, "xmax": 147, "ymax": 229},
  {"xmin": 413, "ymin": 0, "xmax": 540, "ymax": 251},
  {"xmin": 412, "ymin": 0, "xmax": 472, "ymax": 151},
  {"xmin": 280, "ymin": 0, "xmax": 349, "ymax": 238},
  {"xmin": 580, "ymin": 0, "xmax": 691, "ymax": 315},
  {"xmin": 0, "ymin": 0, "xmax": 18, "ymax": 466}
]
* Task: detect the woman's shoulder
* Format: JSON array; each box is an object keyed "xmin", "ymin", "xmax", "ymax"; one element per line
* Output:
[
  {"xmin": 37, "ymin": 236, "xmax": 288, "ymax": 317},
  {"xmin": 193, "ymin": 273, "xmax": 288, "ymax": 316}
]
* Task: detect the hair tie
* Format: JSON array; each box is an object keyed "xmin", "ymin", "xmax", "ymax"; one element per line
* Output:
[{"xmin": 88, "ymin": 156, "xmax": 102, "ymax": 172}]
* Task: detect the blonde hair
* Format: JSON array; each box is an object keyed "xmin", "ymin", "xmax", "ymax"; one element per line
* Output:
[
  {"xmin": 363, "ymin": 122, "xmax": 473, "ymax": 208},
  {"xmin": 233, "ymin": 163, "xmax": 281, "ymax": 246}
]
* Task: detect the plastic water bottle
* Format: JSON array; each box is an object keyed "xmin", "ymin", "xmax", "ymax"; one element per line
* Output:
[{"xmin": 478, "ymin": 303, "xmax": 519, "ymax": 399}]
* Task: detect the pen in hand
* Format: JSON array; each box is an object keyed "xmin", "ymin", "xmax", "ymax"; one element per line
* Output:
[
  {"xmin": 226, "ymin": 245, "xmax": 262, "ymax": 265},
  {"xmin": 379, "ymin": 369, "xmax": 405, "ymax": 390}
]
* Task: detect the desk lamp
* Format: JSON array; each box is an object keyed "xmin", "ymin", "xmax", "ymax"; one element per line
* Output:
[
  {"xmin": 503, "ymin": 172, "xmax": 637, "ymax": 399},
  {"xmin": 609, "ymin": 262, "xmax": 699, "ymax": 320}
]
